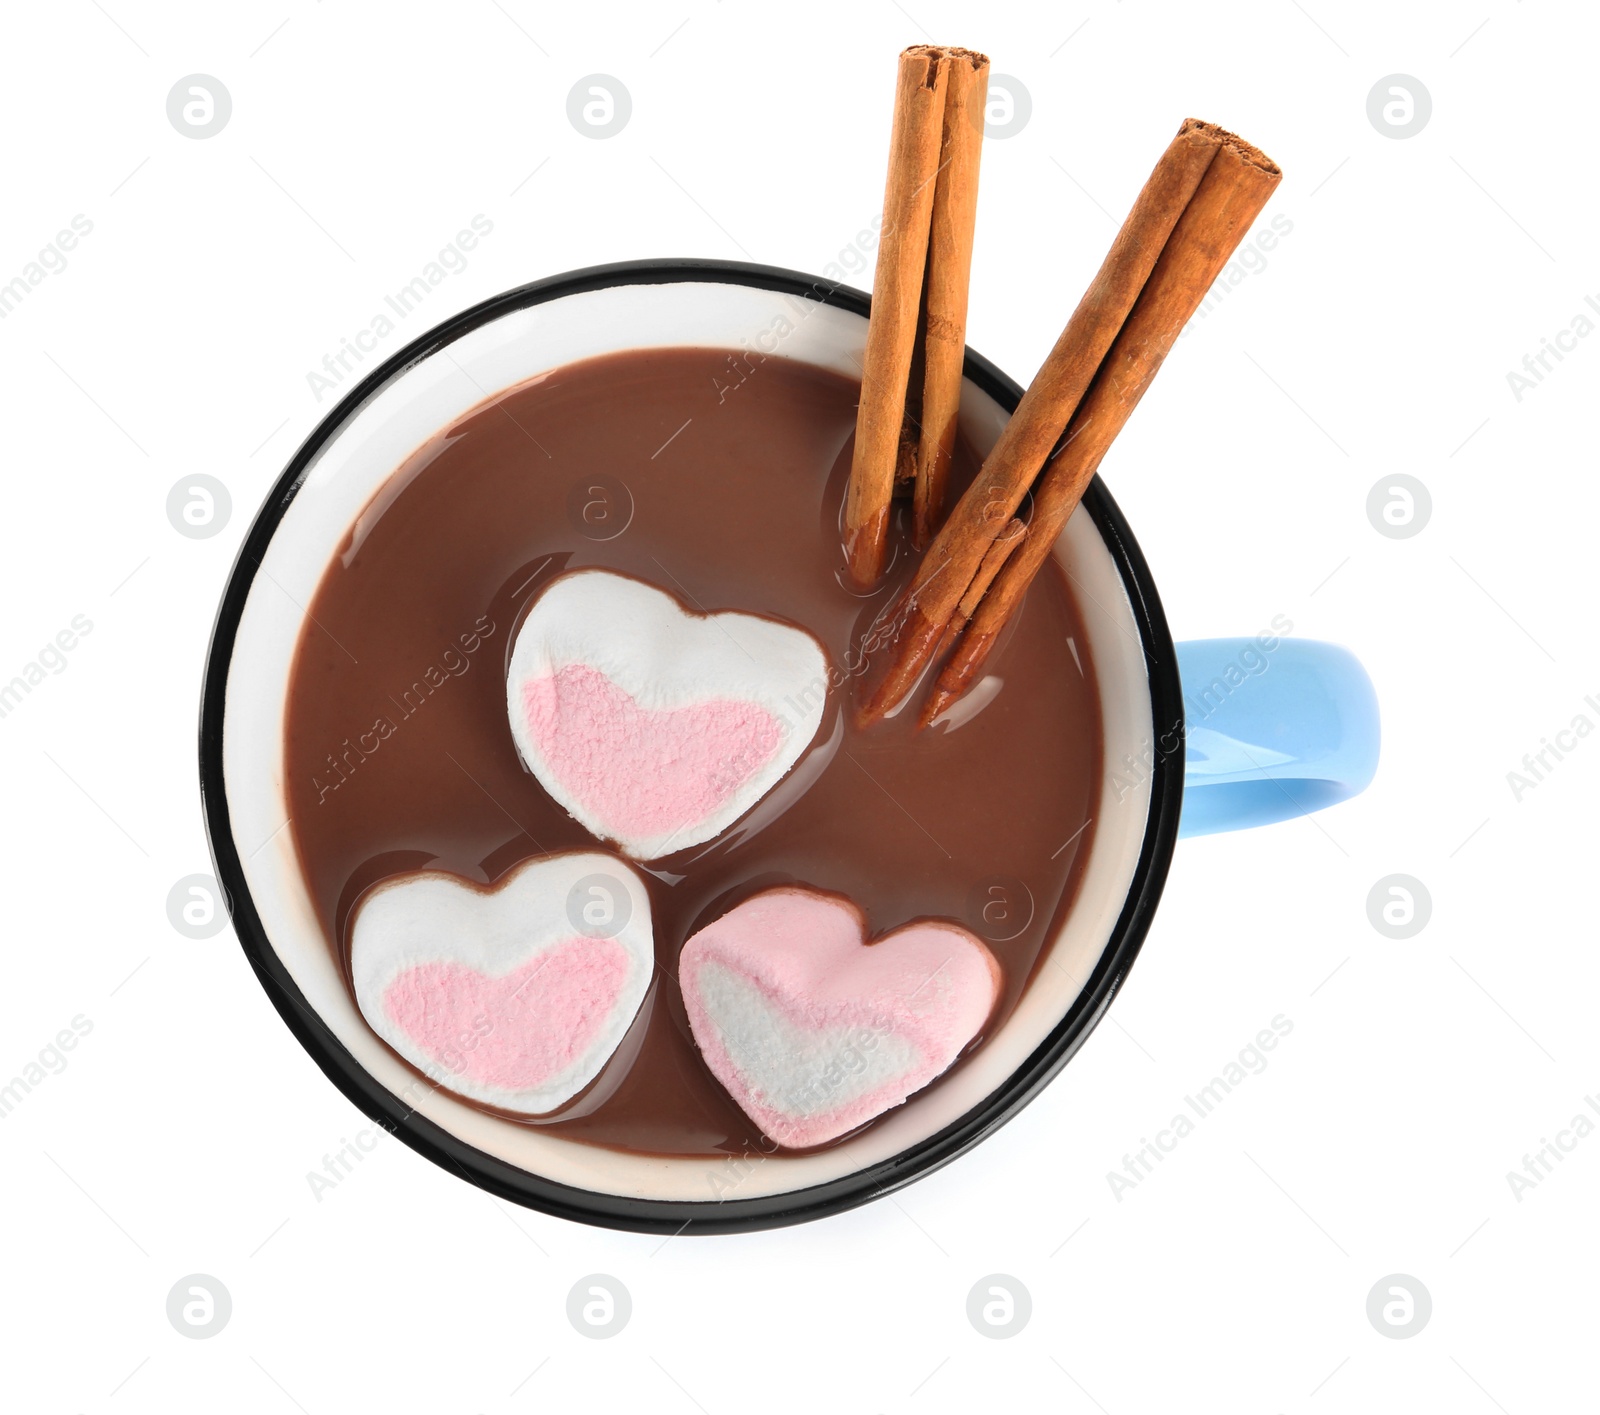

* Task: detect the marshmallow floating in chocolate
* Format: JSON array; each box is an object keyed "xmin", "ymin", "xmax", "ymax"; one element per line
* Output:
[
  {"xmin": 679, "ymin": 887, "xmax": 1000, "ymax": 1148},
  {"xmin": 350, "ymin": 852, "xmax": 653, "ymax": 1114},
  {"xmin": 506, "ymin": 569, "xmax": 829, "ymax": 860}
]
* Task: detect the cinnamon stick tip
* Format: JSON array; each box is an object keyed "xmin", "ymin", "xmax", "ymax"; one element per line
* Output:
[
  {"xmin": 902, "ymin": 43, "xmax": 990, "ymax": 71},
  {"xmin": 917, "ymin": 690, "xmax": 952, "ymax": 731},
  {"xmin": 1178, "ymin": 117, "xmax": 1281, "ymax": 178},
  {"xmin": 842, "ymin": 518, "xmax": 890, "ymax": 592}
]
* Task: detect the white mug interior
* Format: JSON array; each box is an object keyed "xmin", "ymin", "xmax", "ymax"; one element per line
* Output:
[{"xmin": 221, "ymin": 278, "xmax": 1154, "ymax": 1203}]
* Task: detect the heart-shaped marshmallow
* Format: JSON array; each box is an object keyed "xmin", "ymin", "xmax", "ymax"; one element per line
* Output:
[
  {"xmin": 679, "ymin": 887, "xmax": 1000, "ymax": 1148},
  {"xmin": 506, "ymin": 570, "xmax": 828, "ymax": 860},
  {"xmin": 351, "ymin": 852, "xmax": 653, "ymax": 1114}
]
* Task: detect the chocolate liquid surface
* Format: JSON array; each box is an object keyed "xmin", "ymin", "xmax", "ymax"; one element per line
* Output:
[{"xmin": 283, "ymin": 346, "xmax": 1102, "ymax": 1158}]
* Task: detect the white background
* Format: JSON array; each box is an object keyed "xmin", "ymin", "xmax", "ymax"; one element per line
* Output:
[{"xmin": 1, "ymin": 0, "xmax": 1593, "ymax": 1409}]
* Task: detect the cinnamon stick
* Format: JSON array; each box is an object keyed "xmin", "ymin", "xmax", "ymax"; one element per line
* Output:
[
  {"xmin": 859, "ymin": 119, "xmax": 1278, "ymax": 724},
  {"xmin": 844, "ymin": 48, "xmax": 950, "ymax": 589},
  {"xmin": 921, "ymin": 131, "xmax": 1282, "ymax": 725},
  {"xmin": 930, "ymin": 516, "xmax": 1025, "ymax": 663},
  {"xmin": 912, "ymin": 49, "xmax": 989, "ymax": 549}
]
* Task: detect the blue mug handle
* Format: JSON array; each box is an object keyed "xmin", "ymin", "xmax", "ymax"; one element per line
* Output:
[{"xmin": 1175, "ymin": 638, "xmax": 1380, "ymax": 838}]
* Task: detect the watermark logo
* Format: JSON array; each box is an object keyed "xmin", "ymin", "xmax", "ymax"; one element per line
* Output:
[
  {"xmin": 1365, "ymin": 875, "xmax": 1431, "ymax": 939},
  {"xmin": 311, "ymin": 615, "xmax": 496, "ymax": 804},
  {"xmin": 1366, "ymin": 474, "xmax": 1431, "ymax": 539},
  {"xmin": 1107, "ymin": 1016, "xmax": 1294, "ymax": 1200},
  {"xmin": 1109, "ymin": 618, "xmax": 1294, "ymax": 805},
  {"xmin": 166, "ymin": 474, "xmax": 232, "ymax": 539},
  {"xmin": 0, "ymin": 614, "xmax": 94, "ymax": 722},
  {"xmin": 0, "ymin": 216, "xmax": 94, "ymax": 321},
  {"xmin": 966, "ymin": 1274, "xmax": 1031, "ymax": 1338},
  {"xmin": 1366, "ymin": 75, "xmax": 1430, "ymax": 139},
  {"xmin": 1506, "ymin": 295, "xmax": 1600, "ymax": 401},
  {"xmin": 306, "ymin": 217, "xmax": 495, "ymax": 401},
  {"xmin": 0, "ymin": 1015, "xmax": 93, "ymax": 1120},
  {"xmin": 306, "ymin": 1121, "xmax": 395, "ymax": 1201},
  {"xmin": 965, "ymin": 875, "xmax": 1035, "ymax": 943},
  {"xmin": 1506, "ymin": 696, "xmax": 1600, "ymax": 801},
  {"xmin": 567, "ymin": 76, "xmax": 631, "ymax": 138},
  {"xmin": 984, "ymin": 76, "xmax": 1031, "ymax": 139},
  {"xmin": 166, "ymin": 1274, "xmax": 232, "ymax": 1338},
  {"xmin": 567, "ymin": 1274, "xmax": 630, "ymax": 1337},
  {"xmin": 166, "ymin": 76, "xmax": 232, "ymax": 139},
  {"xmin": 566, "ymin": 473, "xmax": 634, "ymax": 541},
  {"xmin": 566, "ymin": 873, "xmax": 633, "ymax": 939},
  {"xmin": 166, "ymin": 874, "xmax": 229, "ymax": 939},
  {"xmin": 1506, "ymin": 1095, "xmax": 1600, "ymax": 1201},
  {"xmin": 706, "ymin": 1133, "xmax": 782, "ymax": 1200},
  {"xmin": 1366, "ymin": 1274, "xmax": 1430, "ymax": 1338},
  {"xmin": 1181, "ymin": 213, "xmax": 1295, "ymax": 335}
]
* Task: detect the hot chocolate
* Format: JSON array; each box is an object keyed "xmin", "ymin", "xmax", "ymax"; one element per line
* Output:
[{"xmin": 283, "ymin": 345, "xmax": 1102, "ymax": 1158}]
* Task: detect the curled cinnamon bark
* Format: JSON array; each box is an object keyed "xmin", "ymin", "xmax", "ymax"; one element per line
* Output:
[
  {"xmin": 860, "ymin": 119, "xmax": 1281, "ymax": 725},
  {"xmin": 843, "ymin": 47, "xmax": 950, "ymax": 589},
  {"xmin": 912, "ymin": 49, "xmax": 989, "ymax": 549},
  {"xmin": 923, "ymin": 133, "xmax": 1281, "ymax": 724}
]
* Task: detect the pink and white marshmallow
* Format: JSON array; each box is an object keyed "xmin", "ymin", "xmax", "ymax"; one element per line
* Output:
[
  {"xmin": 351, "ymin": 852, "xmax": 653, "ymax": 1114},
  {"xmin": 679, "ymin": 887, "xmax": 1001, "ymax": 1148},
  {"xmin": 506, "ymin": 570, "xmax": 828, "ymax": 860}
]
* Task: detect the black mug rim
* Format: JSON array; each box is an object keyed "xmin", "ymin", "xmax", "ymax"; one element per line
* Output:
[{"xmin": 199, "ymin": 257, "xmax": 1185, "ymax": 1235}]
